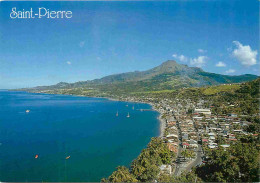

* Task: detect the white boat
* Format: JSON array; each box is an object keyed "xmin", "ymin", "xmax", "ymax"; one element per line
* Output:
[
  {"xmin": 116, "ymin": 111, "xmax": 119, "ymax": 117},
  {"xmin": 26, "ymin": 110, "xmax": 30, "ymax": 113},
  {"xmin": 127, "ymin": 112, "xmax": 130, "ymax": 118},
  {"xmin": 132, "ymin": 106, "xmax": 134, "ymax": 110}
]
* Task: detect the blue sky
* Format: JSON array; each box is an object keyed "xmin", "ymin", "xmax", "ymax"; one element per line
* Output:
[{"xmin": 0, "ymin": 0, "xmax": 259, "ymax": 89}]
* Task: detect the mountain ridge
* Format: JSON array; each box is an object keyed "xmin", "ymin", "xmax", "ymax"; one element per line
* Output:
[{"xmin": 20, "ymin": 60, "xmax": 258, "ymax": 94}]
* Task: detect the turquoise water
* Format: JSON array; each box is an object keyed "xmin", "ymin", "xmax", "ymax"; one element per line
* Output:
[{"xmin": 0, "ymin": 91, "xmax": 160, "ymax": 182}]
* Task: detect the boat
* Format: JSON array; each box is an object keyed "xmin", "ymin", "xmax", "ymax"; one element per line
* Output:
[
  {"xmin": 127, "ymin": 112, "xmax": 130, "ymax": 118},
  {"xmin": 35, "ymin": 154, "xmax": 39, "ymax": 159},
  {"xmin": 126, "ymin": 104, "xmax": 128, "ymax": 107},
  {"xmin": 26, "ymin": 110, "xmax": 30, "ymax": 113},
  {"xmin": 132, "ymin": 106, "xmax": 135, "ymax": 110},
  {"xmin": 66, "ymin": 155, "xmax": 70, "ymax": 159},
  {"xmin": 116, "ymin": 111, "xmax": 119, "ymax": 117}
]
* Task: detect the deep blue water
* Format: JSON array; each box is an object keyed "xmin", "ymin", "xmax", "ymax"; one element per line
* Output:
[{"xmin": 0, "ymin": 91, "xmax": 160, "ymax": 182}]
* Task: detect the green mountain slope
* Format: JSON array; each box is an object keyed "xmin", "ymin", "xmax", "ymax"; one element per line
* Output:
[{"xmin": 21, "ymin": 60, "xmax": 258, "ymax": 94}]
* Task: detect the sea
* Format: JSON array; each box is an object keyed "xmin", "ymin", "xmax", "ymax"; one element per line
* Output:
[{"xmin": 0, "ymin": 91, "xmax": 160, "ymax": 182}]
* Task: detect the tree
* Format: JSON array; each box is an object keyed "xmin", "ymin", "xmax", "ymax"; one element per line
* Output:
[
  {"xmin": 173, "ymin": 171, "xmax": 202, "ymax": 183},
  {"xmin": 181, "ymin": 149, "xmax": 189, "ymax": 160},
  {"xmin": 106, "ymin": 166, "xmax": 138, "ymax": 183},
  {"xmin": 196, "ymin": 142, "xmax": 260, "ymax": 182}
]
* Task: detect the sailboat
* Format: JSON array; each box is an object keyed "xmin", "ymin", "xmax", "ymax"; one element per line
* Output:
[
  {"xmin": 127, "ymin": 112, "xmax": 130, "ymax": 118},
  {"xmin": 116, "ymin": 111, "xmax": 119, "ymax": 117}
]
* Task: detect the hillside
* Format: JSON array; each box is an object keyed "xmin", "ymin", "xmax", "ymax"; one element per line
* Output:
[{"xmin": 20, "ymin": 60, "xmax": 258, "ymax": 95}]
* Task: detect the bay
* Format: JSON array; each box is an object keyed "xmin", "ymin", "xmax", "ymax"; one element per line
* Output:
[{"xmin": 0, "ymin": 91, "xmax": 160, "ymax": 182}]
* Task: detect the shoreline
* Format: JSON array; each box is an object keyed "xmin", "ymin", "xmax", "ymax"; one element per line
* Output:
[
  {"xmin": 105, "ymin": 98, "xmax": 166, "ymax": 138},
  {"xmin": 106, "ymin": 97, "xmax": 166, "ymax": 138},
  {"xmin": 20, "ymin": 91, "xmax": 166, "ymax": 138}
]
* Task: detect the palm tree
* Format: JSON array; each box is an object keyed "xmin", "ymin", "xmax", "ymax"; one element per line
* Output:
[
  {"xmin": 188, "ymin": 150, "xmax": 196, "ymax": 159},
  {"xmin": 181, "ymin": 149, "xmax": 189, "ymax": 160}
]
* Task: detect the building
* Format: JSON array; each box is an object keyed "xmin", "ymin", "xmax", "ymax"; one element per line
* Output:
[
  {"xmin": 159, "ymin": 165, "xmax": 172, "ymax": 175},
  {"xmin": 194, "ymin": 108, "xmax": 211, "ymax": 116}
]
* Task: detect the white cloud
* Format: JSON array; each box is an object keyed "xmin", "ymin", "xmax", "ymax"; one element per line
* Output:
[
  {"xmin": 225, "ymin": 69, "xmax": 235, "ymax": 74},
  {"xmin": 66, "ymin": 61, "xmax": 71, "ymax": 65},
  {"xmin": 172, "ymin": 54, "xmax": 188, "ymax": 62},
  {"xmin": 79, "ymin": 41, "xmax": 85, "ymax": 48},
  {"xmin": 179, "ymin": 55, "xmax": 188, "ymax": 62},
  {"xmin": 232, "ymin": 41, "xmax": 257, "ymax": 66},
  {"xmin": 198, "ymin": 49, "xmax": 207, "ymax": 53},
  {"xmin": 190, "ymin": 56, "xmax": 208, "ymax": 67},
  {"xmin": 216, "ymin": 61, "xmax": 226, "ymax": 67}
]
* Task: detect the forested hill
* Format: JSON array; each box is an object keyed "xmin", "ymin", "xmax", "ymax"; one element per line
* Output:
[{"xmin": 19, "ymin": 60, "xmax": 258, "ymax": 94}]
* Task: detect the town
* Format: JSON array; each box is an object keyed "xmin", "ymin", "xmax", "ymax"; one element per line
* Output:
[
  {"xmin": 25, "ymin": 78, "xmax": 260, "ymax": 182},
  {"xmin": 111, "ymin": 79, "xmax": 259, "ymax": 182}
]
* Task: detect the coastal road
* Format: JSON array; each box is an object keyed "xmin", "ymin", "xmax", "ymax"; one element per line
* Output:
[
  {"xmin": 185, "ymin": 144, "xmax": 202, "ymax": 171},
  {"xmin": 174, "ymin": 144, "xmax": 202, "ymax": 176}
]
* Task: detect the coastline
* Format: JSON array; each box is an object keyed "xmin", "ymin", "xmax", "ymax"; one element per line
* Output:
[
  {"xmin": 37, "ymin": 91, "xmax": 166, "ymax": 138},
  {"xmin": 2, "ymin": 91, "xmax": 163, "ymax": 182},
  {"xmin": 158, "ymin": 113, "xmax": 166, "ymax": 137},
  {"xmin": 108, "ymin": 97, "xmax": 166, "ymax": 138},
  {"xmin": 109, "ymin": 99, "xmax": 165, "ymax": 138},
  {"xmin": 23, "ymin": 91, "xmax": 166, "ymax": 138}
]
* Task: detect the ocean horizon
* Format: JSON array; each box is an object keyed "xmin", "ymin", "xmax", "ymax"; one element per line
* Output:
[{"xmin": 0, "ymin": 91, "xmax": 160, "ymax": 182}]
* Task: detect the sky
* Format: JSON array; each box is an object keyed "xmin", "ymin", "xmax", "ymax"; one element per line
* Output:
[{"xmin": 0, "ymin": 0, "xmax": 259, "ymax": 89}]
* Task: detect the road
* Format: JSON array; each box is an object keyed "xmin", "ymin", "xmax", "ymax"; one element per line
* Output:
[
  {"xmin": 173, "ymin": 118, "xmax": 203, "ymax": 176},
  {"xmin": 185, "ymin": 144, "xmax": 202, "ymax": 171},
  {"xmin": 174, "ymin": 144, "xmax": 202, "ymax": 176}
]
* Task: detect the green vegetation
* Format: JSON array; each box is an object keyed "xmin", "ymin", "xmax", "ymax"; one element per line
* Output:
[
  {"xmin": 196, "ymin": 139, "xmax": 259, "ymax": 182},
  {"xmin": 17, "ymin": 60, "xmax": 259, "ymax": 183},
  {"xmin": 102, "ymin": 78, "xmax": 260, "ymax": 182},
  {"xmin": 101, "ymin": 166, "xmax": 138, "ymax": 182},
  {"xmin": 101, "ymin": 137, "xmax": 175, "ymax": 182},
  {"xmin": 157, "ymin": 170, "xmax": 203, "ymax": 183},
  {"xmin": 202, "ymin": 84, "xmax": 240, "ymax": 95},
  {"xmin": 181, "ymin": 149, "xmax": 195, "ymax": 160},
  {"xmin": 19, "ymin": 60, "xmax": 258, "ymax": 95}
]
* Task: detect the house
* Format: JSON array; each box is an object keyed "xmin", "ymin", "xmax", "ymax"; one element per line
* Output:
[
  {"xmin": 209, "ymin": 136, "xmax": 215, "ymax": 140},
  {"xmin": 182, "ymin": 142, "xmax": 190, "ymax": 149},
  {"xmin": 166, "ymin": 134, "xmax": 178, "ymax": 139},
  {"xmin": 193, "ymin": 116, "xmax": 203, "ymax": 120},
  {"xmin": 182, "ymin": 133, "xmax": 189, "ymax": 140},
  {"xmin": 159, "ymin": 165, "xmax": 172, "ymax": 175},
  {"xmin": 167, "ymin": 143, "xmax": 178, "ymax": 153},
  {"xmin": 220, "ymin": 144, "xmax": 230, "ymax": 148},
  {"xmin": 190, "ymin": 143, "xmax": 198, "ymax": 148},
  {"xmin": 194, "ymin": 108, "xmax": 211, "ymax": 116},
  {"xmin": 202, "ymin": 139, "xmax": 208, "ymax": 143},
  {"xmin": 229, "ymin": 113, "xmax": 238, "ymax": 117}
]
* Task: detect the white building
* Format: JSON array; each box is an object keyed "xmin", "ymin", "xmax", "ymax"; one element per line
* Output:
[{"xmin": 194, "ymin": 108, "xmax": 211, "ymax": 116}]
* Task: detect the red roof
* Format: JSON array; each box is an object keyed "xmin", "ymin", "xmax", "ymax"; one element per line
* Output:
[
  {"xmin": 183, "ymin": 143, "xmax": 190, "ymax": 146},
  {"xmin": 229, "ymin": 138, "xmax": 237, "ymax": 141},
  {"xmin": 202, "ymin": 139, "xmax": 208, "ymax": 142}
]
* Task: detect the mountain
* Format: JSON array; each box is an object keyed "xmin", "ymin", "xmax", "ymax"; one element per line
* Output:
[
  {"xmin": 21, "ymin": 60, "xmax": 258, "ymax": 94},
  {"xmin": 92, "ymin": 60, "xmax": 202, "ymax": 84}
]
